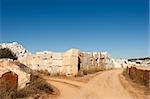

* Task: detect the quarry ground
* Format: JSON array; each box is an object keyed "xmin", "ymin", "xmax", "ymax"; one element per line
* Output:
[{"xmin": 43, "ymin": 69, "xmax": 150, "ymax": 99}]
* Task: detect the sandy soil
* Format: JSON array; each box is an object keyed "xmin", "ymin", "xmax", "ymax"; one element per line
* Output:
[
  {"xmin": 43, "ymin": 69, "xmax": 147, "ymax": 99},
  {"xmin": 119, "ymin": 73, "xmax": 150, "ymax": 99}
]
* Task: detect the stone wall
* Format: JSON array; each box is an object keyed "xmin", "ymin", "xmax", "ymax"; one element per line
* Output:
[{"xmin": 126, "ymin": 65, "xmax": 150, "ymax": 87}]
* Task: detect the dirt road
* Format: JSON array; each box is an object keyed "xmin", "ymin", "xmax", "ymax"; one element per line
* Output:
[{"xmin": 44, "ymin": 69, "xmax": 139, "ymax": 99}]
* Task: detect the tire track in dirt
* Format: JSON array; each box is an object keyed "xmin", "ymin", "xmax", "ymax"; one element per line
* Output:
[
  {"xmin": 45, "ymin": 69, "xmax": 142, "ymax": 99},
  {"xmin": 45, "ymin": 78, "xmax": 82, "ymax": 88},
  {"xmin": 45, "ymin": 79, "xmax": 80, "ymax": 99}
]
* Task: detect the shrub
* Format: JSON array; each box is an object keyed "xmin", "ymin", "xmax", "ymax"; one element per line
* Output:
[
  {"xmin": 13, "ymin": 74, "xmax": 54, "ymax": 98},
  {"xmin": 37, "ymin": 69, "xmax": 51, "ymax": 75},
  {"xmin": 0, "ymin": 48, "xmax": 17, "ymax": 60},
  {"xmin": 77, "ymin": 70, "xmax": 84, "ymax": 77}
]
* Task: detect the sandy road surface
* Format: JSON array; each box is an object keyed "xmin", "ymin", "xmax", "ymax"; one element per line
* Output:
[{"xmin": 44, "ymin": 69, "xmax": 137, "ymax": 99}]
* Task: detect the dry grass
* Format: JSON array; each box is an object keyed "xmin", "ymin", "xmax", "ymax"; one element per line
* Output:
[
  {"xmin": 77, "ymin": 66, "xmax": 107, "ymax": 77},
  {"xmin": 122, "ymin": 68, "xmax": 130, "ymax": 78},
  {"xmin": 121, "ymin": 69, "xmax": 150, "ymax": 99},
  {"xmin": 14, "ymin": 73, "xmax": 54, "ymax": 98},
  {"xmin": 0, "ymin": 79, "xmax": 17, "ymax": 99},
  {"xmin": 125, "ymin": 67, "xmax": 150, "ymax": 87},
  {"xmin": 0, "ymin": 73, "xmax": 55, "ymax": 99},
  {"xmin": 0, "ymin": 60, "xmax": 57, "ymax": 99},
  {"xmin": 37, "ymin": 69, "xmax": 51, "ymax": 76}
]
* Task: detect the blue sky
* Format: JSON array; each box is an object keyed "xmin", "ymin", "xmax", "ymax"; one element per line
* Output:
[{"xmin": 0, "ymin": 0, "xmax": 149, "ymax": 58}]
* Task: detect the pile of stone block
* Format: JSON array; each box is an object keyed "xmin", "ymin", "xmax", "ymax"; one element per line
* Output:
[
  {"xmin": 63, "ymin": 49, "xmax": 79, "ymax": 76},
  {"xmin": 51, "ymin": 53, "xmax": 63, "ymax": 75},
  {"xmin": 22, "ymin": 48, "xmax": 115, "ymax": 76},
  {"xmin": 24, "ymin": 51, "xmax": 53, "ymax": 72},
  {"xmin": 0, "ymin": 42, "xmax": 135, "ymax": 77},
  {"xmin": 24, "ymin": 49, "xmax": 80, "ymax": 76},
  {"xmin": 79, "ymin": 51, "xmax": 113, "ymax": 73}
]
